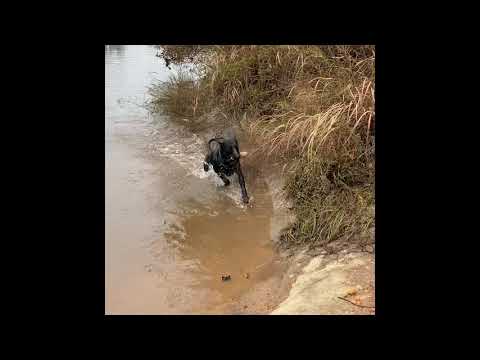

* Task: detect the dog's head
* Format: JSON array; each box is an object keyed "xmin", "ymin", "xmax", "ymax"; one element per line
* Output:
[{"xmin": 221, "ymin": 127, "xmax": 240, "ymax": 159}]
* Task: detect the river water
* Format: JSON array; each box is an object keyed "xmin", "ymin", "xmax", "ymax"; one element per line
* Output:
[{"xmin": 105, "ymin": 45, "xmax": 286, "ymax": 314}]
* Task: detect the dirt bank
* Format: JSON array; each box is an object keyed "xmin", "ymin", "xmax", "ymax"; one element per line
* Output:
[{"xmin": 271, "ymin": 249, "xmax": 375, "ymax": 315}]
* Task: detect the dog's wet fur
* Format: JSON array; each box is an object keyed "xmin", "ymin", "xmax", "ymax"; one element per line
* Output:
[{"xmin": 203, "ymin": 128, "xmax": 249, "ymax": 204}]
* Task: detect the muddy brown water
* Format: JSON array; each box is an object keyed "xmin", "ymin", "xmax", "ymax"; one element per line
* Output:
[{"xmin": 105, "ymin": 45, "xmax": 286, "ymax": 314}]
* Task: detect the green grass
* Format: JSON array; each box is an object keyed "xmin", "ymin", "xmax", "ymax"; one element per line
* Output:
[{"xmin": 148, "ymin": 45, "xmax": 375, "ymax": 252}]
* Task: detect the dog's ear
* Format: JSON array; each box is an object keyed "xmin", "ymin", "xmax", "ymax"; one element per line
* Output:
[
  {"xmin": 232, "ymin": 146, "xmax": 239, "ymax": 159},
  {"xmin": 208, "ymin": 140, "xmax": 223, "ymax": 165},
  {"xmin": 208, "ymin": 140, "xmax": 221, "ymax": 152}
]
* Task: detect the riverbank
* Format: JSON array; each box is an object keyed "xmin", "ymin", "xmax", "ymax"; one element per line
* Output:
[
  {"xmin": 144, "ymin": 45, "xmax": 376, "ymax": 314},
  {"xmin": 149, "ymin": 45, "xmax": 375, "ymax": 252}
]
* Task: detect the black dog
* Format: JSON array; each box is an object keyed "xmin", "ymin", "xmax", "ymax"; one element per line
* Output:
[{"xmin": 203, "ymin": 128, "xmax": 249, "ymax": 204}]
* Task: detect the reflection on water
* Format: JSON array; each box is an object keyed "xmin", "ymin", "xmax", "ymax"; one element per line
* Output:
[{"xmin": 105, "ymin": 45, "xmax": 125, "ymax": 55}]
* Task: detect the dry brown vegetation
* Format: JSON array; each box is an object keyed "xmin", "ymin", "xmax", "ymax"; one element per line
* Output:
[{"xmin": 148, "ymin": 45, "xmax": 375, "ymax": 252}]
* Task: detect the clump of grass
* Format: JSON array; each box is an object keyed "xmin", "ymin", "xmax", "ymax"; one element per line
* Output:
[
  {"xmin": 149, "ymin": 45, "xmax": 375, "ymax": 252},
  {"xmin": 147, "ymin": 71, "xmax": 210, "ymax": 119},
  {"xmin": 280, "ymin": 156, "xmax": 374, "ymax": 251}
]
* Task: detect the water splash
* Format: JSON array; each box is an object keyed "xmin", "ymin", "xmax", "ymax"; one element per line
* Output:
[{"xmin": 145, "ymin": 126, "xmax": 249, "ymax": 207}]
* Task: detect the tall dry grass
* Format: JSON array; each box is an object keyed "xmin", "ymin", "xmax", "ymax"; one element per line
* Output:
[{"xmin": 148, "ymin": 45, "xmax": 375, "ymax": 251}]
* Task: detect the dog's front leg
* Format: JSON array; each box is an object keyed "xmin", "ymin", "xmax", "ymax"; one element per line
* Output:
[
  {"xmin": 218, "ymin": 173, "xmax": 231, "ymax": 186},
  {"xmin": 203, "ymin": 153, "xmax": 211, "ymax": 172},
  {"xmin": 236, "ymin": 165, "xmax": 249, "ymax": 204}
]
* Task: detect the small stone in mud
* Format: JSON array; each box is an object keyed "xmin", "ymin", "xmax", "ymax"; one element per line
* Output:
[{"xmin": 221, "ymin": 275, "xmax": 231, "ymax": 281}]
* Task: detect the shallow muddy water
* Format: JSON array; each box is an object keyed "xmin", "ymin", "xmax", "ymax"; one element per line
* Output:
[{"xmin": 105, "ymin": 45, "xmax": 286, "ymax": 314}]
